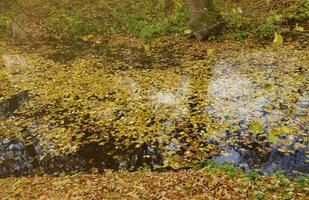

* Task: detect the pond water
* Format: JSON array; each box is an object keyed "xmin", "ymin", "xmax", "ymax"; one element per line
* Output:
[{"xmin": 0, "ymin": 39, "xmax": 308, "ymax": 177}]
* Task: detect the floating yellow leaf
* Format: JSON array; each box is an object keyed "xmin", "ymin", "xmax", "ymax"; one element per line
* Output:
[
  {"xmin": 280, "ymin": 126, "xmax": 293, "ymax": 135},
  {"xmin": 249, "ymin": 121, "xmax": 264, "ymax": 134},
  {"xmin": 207, "ymin": 49, "xmax": 215, "ymax": 57},
  {"xmin": 268, "ymin": 134, "xmax": 279, "ymax": 143}
]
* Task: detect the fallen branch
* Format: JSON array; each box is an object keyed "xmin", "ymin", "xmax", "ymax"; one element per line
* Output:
[{"xmin": 190, "ymin": 1, "xmax": 270, "ymax": 41}]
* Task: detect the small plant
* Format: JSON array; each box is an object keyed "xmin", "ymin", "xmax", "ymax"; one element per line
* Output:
[
  {"xmin": 294, "ymin": 175, "xmax": 309, "ymax": 187},
  {"xmin": 253, "ymin": 190, "xmax": 265, "ymax": 200},
  {"xmin": 194, "ymin": 160, "xmax": 239, "ymax": 179},
  {"xmin": 221, "ymin": 163, "xmax": 238, "ymax": 178},
  {"xmin": 226, "ymin": 15, "xmax": 253, "ymax": 31},
  {"xmin": 193, "ymin": 158, "xmax": 212, "ymax": 169},
  {"xmin": 255, "ymin": 19, "xmax": 280, "ymax": 41},
  {"xmin": 248, "ymin": 169, "xmax": 260, "ymax": 182},
  {"xmin": 234, "ymin": 31, "xmax": 247, "ymax": 41}
]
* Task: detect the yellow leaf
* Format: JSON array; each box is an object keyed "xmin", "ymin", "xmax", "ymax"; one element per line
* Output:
[
  {"xmin": 249, "ymin": 120, "xmax": 264, "ymax": 134},
  {"xmin": 268, "ymin": 134, "xmax": 279, "ymax": 143},
  {"xmin": 231, "ymin": 8, "xmax": 237, "ymax": 14},
  {"xmin": 184, "ymin": 29, "xmax": 192, "ymax": 35},
  {"xmin": 295, "ymin": 23, "xmax": 304, "ymax": 32},
  {"xmin": 81, "ymin": 34, "xmax": 95, "ymax": 42},
  {"xmin": 207, "ymin": 49, "xmax": 215, "ymax": 57},
  {"xmin": 144, "ymin": 44, "xmax": 150, "ymax": 55},
  {"xmin": 280, "ymin": 126, "xmax": 293, "ymax": 134},
  {"xmin": 237, "ymin": 7, "xmax": 243, "ymax": 14},
  {"xmin": 273, "ymin": 32, "xmax": 283, "ymax": 47},
  {"xmin": 270, "ymin": 128, "xmax": 280, "ymax": 136}
]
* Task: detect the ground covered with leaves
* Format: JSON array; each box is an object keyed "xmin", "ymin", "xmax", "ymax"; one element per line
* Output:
[{"xmin": 0, "ymin": 166, "xmax": 308, "ymax": 200}]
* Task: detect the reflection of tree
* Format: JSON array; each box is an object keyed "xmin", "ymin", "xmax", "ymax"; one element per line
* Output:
[
  {"xmin": 1, "ymin": 1, "xmax": 46, "ymax": 41},
  {"xmin": 0, "ymin": 54, "xmax": 31, "ymax": 118},
  {"xmin": 187, "ymin": 0, "xmax": 223, "ymax": 41}
]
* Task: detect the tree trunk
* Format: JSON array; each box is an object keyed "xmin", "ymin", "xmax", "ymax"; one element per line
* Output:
[{"xmin": 187, "ymin": 0, "xmax": 223, "ymax": 41}]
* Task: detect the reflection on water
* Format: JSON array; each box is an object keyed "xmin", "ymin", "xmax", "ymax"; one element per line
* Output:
[
  {"xmin": 0, "ymin": 42, "xmax": 308, "ymax": 177},
  {"xmin": 2, "ymin": 54, "xmax": 29, "ymax": 68},
  {"xmin": 208, "ymin": 64, "xmax": 265, "ymax": 120}
]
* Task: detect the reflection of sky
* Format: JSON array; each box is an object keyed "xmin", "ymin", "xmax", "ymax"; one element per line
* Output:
[
  {"xmin": 2, "ymin": 54, "xmax": 32, "ymax": 86},
  {"xmin": 206, "ymin": 63, "xmax": 286, "ymax": 125},
  {"xmin": 2, "ymin": 55, "xmax": 28, "ymax": 68},
  {"xmin": 117, "ymin": 75, "xmax": 191, "ymax": 119},
  {"xmin": 208, "ymin": 70, "xmax": 258, "ymax": 120}
]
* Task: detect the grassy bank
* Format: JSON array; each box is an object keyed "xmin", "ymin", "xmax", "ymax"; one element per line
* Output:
[{"xmin": 0, "ymin": 0, "xmax": 308, "ymax": 42}]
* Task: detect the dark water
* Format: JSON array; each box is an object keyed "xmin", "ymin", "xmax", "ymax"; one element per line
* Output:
[{"xmin": 0, "ymin": 133, "xmax": 307, "ymax": 177}]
